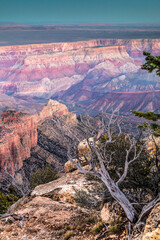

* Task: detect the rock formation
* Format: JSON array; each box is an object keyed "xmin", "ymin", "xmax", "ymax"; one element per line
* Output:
[
  {"xmin": 0, "ymin": 100, "xmax": 77, "ymax": 178},
  {"xmin": 1, "ymin": 164, "xmax": 160, "ymax": 240},
  {"xmin": 31, "ymin": 169, "xmax": 105, "ymax": 208},
  {"xmin": 136, "ymin": 202, "xmax": 160, "ymax": 240},
  {"xmin": 38, "ymin": 99, "xmax": 77, "ymax": 124},
  {"xmin": 0, "ymin": 110, "xmax": 37, "ymax": 175}
]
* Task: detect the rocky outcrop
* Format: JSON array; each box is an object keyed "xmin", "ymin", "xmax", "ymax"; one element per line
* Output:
[
  {"xmin": 0, "ymin": 39, "xmax": 160, "ymax": 115},
  {"xmin": 0, "ymin": 110, "xmax": 37, "ymax": 175},
  {"xmin": 0, "ymin": 99, "xmax": 82, "ymax": 195},
  {"xmin": 0, "ymin": 196, "xmax": 96, "ymax": 240},
  {"xmin": 64, "ymin": 160, "xmax": 77, "ymax": 173},
  {"xmin": 136, "ymin": 202, "xmax": 160, "ymax": 240},
  {"xmin": 38, "ymin": 99, "xmax": 77, "ymax": 125},
  {"xmin": 39, "ymin": 99, "xmax": 69, "ymax": 120},
  {"xmin": 31, "ymin": 169, "xmax": 105, "ymax": 209},
  {"xmin": 147, "ymin": 136, "xmax": 160, "ymax": 160}
]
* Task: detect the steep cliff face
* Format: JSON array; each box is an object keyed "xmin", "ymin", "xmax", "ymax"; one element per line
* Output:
[
  {"xmin": 0, "ymin": 39, "xmax": 160, "ymax": 115},
  {"xmin": 0, "ymin": 110, "xmax": 37, "ymax": 175},
  {"xmin": 0, "ymin": 100, "xmax": 77, "ymax": 179}
]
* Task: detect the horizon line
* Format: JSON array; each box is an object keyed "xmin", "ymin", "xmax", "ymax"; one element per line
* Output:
[{"xmin": 1, "ymin": 22, "xmax": 160, "ymax": 26}]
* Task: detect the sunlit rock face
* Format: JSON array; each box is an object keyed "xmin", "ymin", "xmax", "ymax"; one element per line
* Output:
[
  {"xmin": 38, "ymin": 99, "xmax": 69, "ymax": 121},
  {"xmin": 0, "ymin": 100, "xmax": 77, "ymax": 177},
  {"xmin": 0, "ymin": 110, "xmax": 37, "ymax": 175},
  {"xmin": 0, "ymin": 39, "xmax": 160, "ymax": 115}
]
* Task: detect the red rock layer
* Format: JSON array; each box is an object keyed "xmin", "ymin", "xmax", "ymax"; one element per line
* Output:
[
  {"xmin": 0, "ymin": 100, "xmax": 77, "ymax": 175},
  {"xmin": 38, "ymin": 99, "xmax": 77, "ymax": 125},
  {"xmin": 0, "ymin": 110, "xmax": 37, "ymax": 175}
]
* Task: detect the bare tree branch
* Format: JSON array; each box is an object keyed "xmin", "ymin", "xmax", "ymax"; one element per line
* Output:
[{"xmin": 54, "ymin": 110, "xmax": 158, "ymax": 224}]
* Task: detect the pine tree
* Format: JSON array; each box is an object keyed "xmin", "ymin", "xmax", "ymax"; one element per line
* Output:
[
  {"xmin": 131, "ymin": 51, "xmax": 160, "ymax": 137},
  {"xmin": 141, "ymin": 51, "xmax": 160, "ymax": 77}
]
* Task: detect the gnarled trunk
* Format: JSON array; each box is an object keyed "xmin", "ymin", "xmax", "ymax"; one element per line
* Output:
[{"xmin": 100, "ymin": 174, "xmax": 136, "ymax": 223}]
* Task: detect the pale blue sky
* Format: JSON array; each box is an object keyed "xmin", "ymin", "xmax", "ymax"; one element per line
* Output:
[{"xmin": 1, "ymin": 0, "xmax": 160, "ymax": 24}]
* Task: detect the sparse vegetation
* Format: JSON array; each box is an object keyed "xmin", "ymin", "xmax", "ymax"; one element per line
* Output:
[
  {"xmin": 86, "ymin": 215, "xmax": 96, "ymax": 224},
  {"xmin": 108, "ymin": 217, "xmax": 122, "ymax": 235},
  {"xmin": 0, "ymin": 191, "xmax": 18, "ymax": 214},
  {"xmin": 73, "ymin": 187, "xmax": 98, "ymax": 209},
  {"xmin": 91, "ymin": 222, "xmax": 103, "ymax": 235},
  {"xmin": 76, "ymin": 225, "xmax": 83, "ymax": 231},
  {"xmin": 65, "ymin": 224, "xmax": 71, "ymax": 231},
  {"xmin": 30, "ymin": 165, "xmax": 58, "ymax": 189},
  {"xmin": 63, "ymin": 231, "xmax": 74, "ymax": 240}
]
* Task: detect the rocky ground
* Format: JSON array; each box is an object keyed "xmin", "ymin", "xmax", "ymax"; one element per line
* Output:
[
  {"xmin": 0, "ymin": 168, "xmax": 106, "ymax": 240},
  {"xmin": 1, "ymin": 164, "xmax": 160, "ymax": 240},
  {"xmin": 0, "ymin": 196, "xmax": 99, "ymax": 240}
]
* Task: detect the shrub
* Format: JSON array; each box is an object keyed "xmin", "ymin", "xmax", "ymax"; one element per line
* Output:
[
  {"xmin": 91, "ymin": 222, "xmax": 103, "ymax": 235},
  {"xmin": 63, "ymin": 231, "xmax": 74, "ymax": 240},
  {"xmin": 30, "ymin": 165, "xmax": 58, "ymax": 189},
  {"xmin": 65, "ymin": 225, "xmax": 71, "ymax": 230},
  {"xmin": 73, "ymin": 186, "xmax": 99, "ymax": 209},
  {"xmin": 0, "ymin": 192, "xmax": 19, "ymax": 214},
  {"xmin": 109, "ymin": 225, "xmax": 119, "ymax": 235},
  {"xmin": 86, "ymin": 216, "xmax": 96, "ymax": 224},
  {"xmin": 76, "ymin": 225, "xmax": 83, "ymax": 231},
  {"xmin": 108, "ymin": 217, "xmax": 124, "ymax": 235}
]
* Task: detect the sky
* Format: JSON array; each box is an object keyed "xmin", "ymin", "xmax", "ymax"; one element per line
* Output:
[{"xmin": 1, "ymin": 0, "xmax": 160, "ymax": 25}]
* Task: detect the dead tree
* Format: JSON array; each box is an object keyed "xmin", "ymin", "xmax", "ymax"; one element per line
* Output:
[
  {"xmin": 0, "ymin": 170, "xmax": 31, "ymax": 197},
  {"xmin": 54, "ymin": 111, "xmax": 160, "ymax": 225}
]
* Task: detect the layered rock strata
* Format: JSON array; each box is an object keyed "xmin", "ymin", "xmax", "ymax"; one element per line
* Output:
[
  {"xmin": 0, "ymin": 110, "xmax": 37, "ymax": 175},
  {"xmin": 0, "ymin": 100, "xmax": 77, "ymax": 177},
  {"xmin": 0, "ymin": 39, "xmax": 160, "ymax": 115}
]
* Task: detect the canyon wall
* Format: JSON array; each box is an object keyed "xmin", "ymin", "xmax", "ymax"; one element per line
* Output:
[
  {"xmin": 0, "ymin": 39, "xmax": 160, "ymax": 115},
  {"xmin": 0, "ymin": 111, "xmax": 37, "ymax": 175},
  {"xmin": 0, "ymin": 100, "xmax": 77, "ymax": 176}
]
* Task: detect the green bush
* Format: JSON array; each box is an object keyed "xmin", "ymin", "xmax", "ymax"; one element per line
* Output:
[
  {"xmin": 30, "ymin": 165, "xmax": 58, "ymax": 189},
  {"xmin": 0, "ymin": 192, "xmax": 19, "ymax": 214},
  {"xmin": 108, "ymin": 217, "xmax": 121, "ymax": 235},
  {"xmin": 73, "ymin": 187, "xmax": 98, "ymax": 209},
  {"xmin": 100, "ymin": 134, "xmax": 153, "ymax": 189},
  {"xmin": 63, "ymin": 231, "xmax": 74, "ymax": 240},
  {"xmin": 91, "ymin": 222, "xmax": 103, "ymax": 235}
]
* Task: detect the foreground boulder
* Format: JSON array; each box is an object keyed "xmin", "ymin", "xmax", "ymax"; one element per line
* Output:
[
  {"xmin": 136, "ymin": 202, "xmax": 160, "ymax": 240},
  {"xmin": 31, "ymin": 170, "xmax": 106, "ymax": 209},
  {"xmin": 64, "ymin": 160, "xmax": 77, "ymax": 173}
]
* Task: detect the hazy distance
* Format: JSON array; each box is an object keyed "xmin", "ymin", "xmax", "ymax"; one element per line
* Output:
[{"xmin": 0, "ymin": 25, "xmax": 160, "ymax": 46}]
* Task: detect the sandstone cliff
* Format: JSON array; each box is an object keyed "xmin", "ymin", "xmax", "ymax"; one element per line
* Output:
[
  {"xmin": 0, "ymin": 111, "xmax": 37, "ymax": 175},
  {"xmin": 0, "ymin": 99, "xmax": 78, "ymax": 186},
  {"xmin": 38, "ymin": 99, "xmax": 77, "ymax": 124}
]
